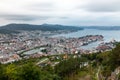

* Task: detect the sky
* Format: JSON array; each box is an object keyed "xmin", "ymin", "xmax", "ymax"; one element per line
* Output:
[{"xmin": 0, "ymin": 0, "xmax": 120, "ymax": 26}]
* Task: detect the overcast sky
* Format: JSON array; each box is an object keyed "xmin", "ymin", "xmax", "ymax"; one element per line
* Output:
[{"xmin": 0, "ymin": 0, "xmax": 120, "ymax": 26}]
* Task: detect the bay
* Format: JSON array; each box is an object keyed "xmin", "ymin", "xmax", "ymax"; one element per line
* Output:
[
  {"xmin": 53, "ymin": 29, "xmax": 120, "ymax": 42},
  {"xmin": 52, "ymin": 29, "xmax": 120, "ymax": 50}
]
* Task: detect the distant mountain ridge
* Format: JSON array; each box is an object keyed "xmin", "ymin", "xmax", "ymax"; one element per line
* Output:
[
  {"xmin": 0, "ymin": 23, "xmax": 83, "ymax": 34},
  {"xmin": 0, "ymin": 23, "xmax": 120, "ymax": 34},
  {"xmin": 84, "ymin": 26, "xmax": 120, "ymax": 30}
]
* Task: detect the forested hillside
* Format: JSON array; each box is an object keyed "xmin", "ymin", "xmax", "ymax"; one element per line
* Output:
[{"xmin": 0, "ymin": 24, "xmax": 83, "ymax": 34}]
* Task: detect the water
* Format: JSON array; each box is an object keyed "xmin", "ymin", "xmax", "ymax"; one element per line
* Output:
[
  {"xmin": 80, "ymin": 41, "xmax": 102, "ymax": 50},
  {"xmin": 53, "ymin": 29, "xmax": 120, "ymax": 42},
  {"xmin": 23, "ymin": 48, "xmax": 45, "ymax": 55},
  {"xmin": 52, "ymin": 29, "xmax": 120, "ymax": 50}
]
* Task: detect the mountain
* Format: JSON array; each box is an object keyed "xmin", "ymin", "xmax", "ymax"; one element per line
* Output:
[
  {"xmin": 84, "ymin": 26, "xmax": 120, "ymax": 30},
  {"xmin": 0, "ymin": 23, "xmax": 83, "ymax": 34},
  {"xmin": 0, "ymin": 29, "xmax": 19, "ymax": 34}
]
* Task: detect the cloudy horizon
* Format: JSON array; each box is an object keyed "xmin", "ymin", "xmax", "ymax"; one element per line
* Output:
[{"xmin": 0, "ymin": 0, "xmax": 120, "ymax": 26}]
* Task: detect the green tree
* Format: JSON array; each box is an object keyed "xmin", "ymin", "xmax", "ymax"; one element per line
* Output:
[
  {"xmin": 5, "ymin": 64, "xmax": 21, "ymax": 80},
  {"xmin": 0, "ymin": 64, "xmax": 6, "ymax": 80},
  {"xmin": 20, "ymin": 63, "xmax": 41, "ymax": 80},
  {"xmin": 110, "ymin": 43, "xmax": 120, "ymax": 70}
]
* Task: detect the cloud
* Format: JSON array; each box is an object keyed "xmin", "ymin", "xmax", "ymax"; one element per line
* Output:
[
  {"xmin": 0, "ymin": 14, "xmax": 51, "ymax": 21},
  {"xmin": 26, "ymin": 2, "xmax": 55, "ymax": 11},
  {"xmin": 59, "ymin": 17, "xmax": 69, "ymax": 19},
  {"xmin": 0, "ymin": 0, "xmax": 120, "ymax": 26},
  {"xmin": 82, "ymin": 0, "xmax": 120, "ymax": 12}
]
